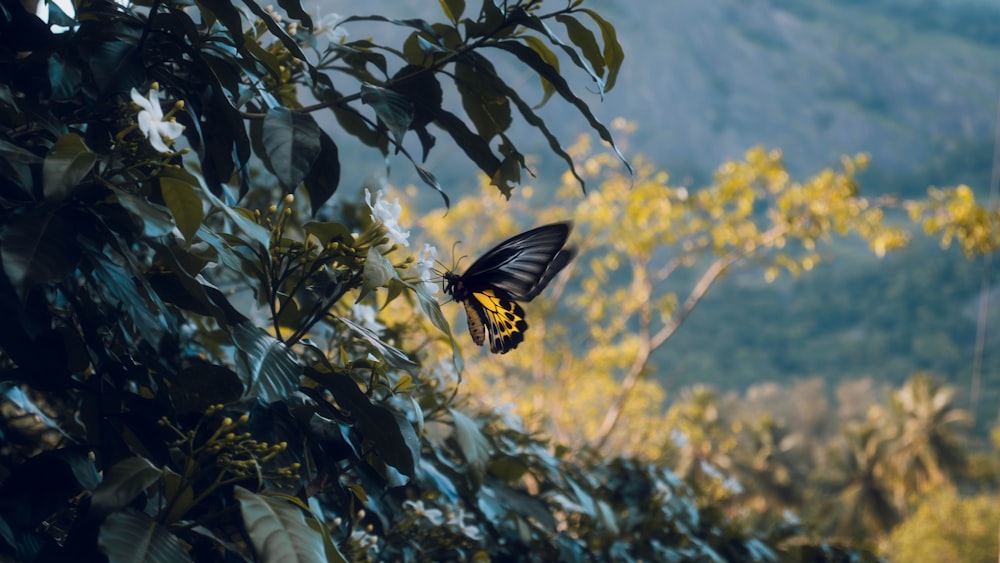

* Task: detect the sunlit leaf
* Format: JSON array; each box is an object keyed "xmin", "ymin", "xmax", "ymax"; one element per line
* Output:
[{"xmin": 160, "ymin": 177, "xmax": 204, "ymax": 244}]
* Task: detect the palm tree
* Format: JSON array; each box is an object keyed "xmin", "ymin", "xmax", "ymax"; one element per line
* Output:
[
  {"xmin": 885, "ymin": 373, "xmax": 970, "ymax": 511},
  {"xmin": 733, "ymin": 414, "xmax": 806, "ymax": 523},
  {"xmin": 817, "ymin": 413, "xmax": 898, "ymax": 542}
]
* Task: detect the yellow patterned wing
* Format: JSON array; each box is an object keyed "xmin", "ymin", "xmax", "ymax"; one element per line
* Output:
[{"xmin": 463, "ymin": 290, "xmax": 528, "ymax": 354}]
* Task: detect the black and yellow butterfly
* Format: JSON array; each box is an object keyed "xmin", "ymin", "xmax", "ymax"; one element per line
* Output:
[{"xmin": 443, "ymin": 222, "xmax": 576, "ymax": 354}]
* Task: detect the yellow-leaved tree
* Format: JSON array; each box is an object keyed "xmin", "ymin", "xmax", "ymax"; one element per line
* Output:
[{"xmin": 418, "ymin": 128, "xmax": 998, "ymax": 461}]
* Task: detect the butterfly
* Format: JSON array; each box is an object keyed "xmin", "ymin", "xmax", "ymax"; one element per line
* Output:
[{"xmin": 443, "ymin": 222, "xmax": 576, "ymax": 354}]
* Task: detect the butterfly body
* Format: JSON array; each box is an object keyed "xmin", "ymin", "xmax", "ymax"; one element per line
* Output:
[{"xmin": 443, "ymin": 222, "xmax": 576, "ymax": 354}]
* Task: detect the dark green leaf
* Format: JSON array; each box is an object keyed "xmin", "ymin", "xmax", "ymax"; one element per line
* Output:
[
  {"xmin": 489, "ymin": 43, "xmax": 632, "ymax": 179},
  {"xmin": 413, "ymin": 281, "xmax": 462, "ymax": 374},
  {"xmin": 42, "ymin": 133, "xmax": 95, "ymax": 200},
  {"xmin": 232, "ymin": 322, "xmax": 301, "ymax": 402},
  {"xmin": 438, "ymin": 0, "xmax": 464, "ymax": 23},
  {"xmin": 580, "ymin": 8, "xmax": 625, "ymax": 92},
  {"xmin": 305, "ymin": 367, "xmax": 419, "ymax": 479},
  {"xmin": 303, "ymin": 221, "xmax": 352, "ymax": 246},
  {"xmin": 520, "ymin": 36, "xmax": 560, "ymax": 107},
  {"xmin": 160, "ymin": 177, "xmax": 204, "ymax": 244},
  {"xmin": 1, "ymin": 207, "xmax": 80, "ymax": 300},
  {"xmin": 48, "ymin": 54, "xmax": 82, "ymax": 99},
  {"xmin": 234, "ymin": 486, "xmax": 325, "ymax": 563},
  {"xmin": 98, "ymin": 509, "xmax": 192, "ymax": 563},
  {"xmin": 509, "ymin": 9, "xmax": 604, "ymax": 96},
  {"xmin": 302, "ymin": 131, "xmax": 339, "ymax": 216},
  {"xmin": 169, "ymin": 362, "xmax": 245, "ymax": 414},
  {"xmin": 88, "ymin": 40, "xmax": 143, "ymax": 94},
  {"xmin": 238, "ymin": 0, "xmax": 313, "ymax": 71},
  {"xmin": 450, "ymin": 409, "xmax": 490, "ymax": 481},
  {"xmin": 336, "ymin": 315, "xmax": 418, "ymax": 371},
  {"xmin": 114, "ymin": 190, "xmax": 174, "ymax": 237},
  {"xmin": 360, "ymin": 83, "xmax": 413, "ymax": 147},
  {"xmin": 556, "ymin": 14, "xmax": 604, "ymax": 85},
  {"xmin": 390, "ymin": 65, "xmax": 443, "ymax": 131},
  {"xmin": 262, "ymin": 107, "xmax": 322, "ymax": 189},
  {"xmin": 430, "ymin": 111, "xmax": 496, "ymax": 178},
  {"xmin": 454, "ymin": 62, "xmax": 512, "ymax": 139},
  {"xmin": 276, "ymin": 0, "xmax": 311, "ymax": 26},
  {"xmin": 82, "ymin": 240, "xmax": 173, "ymax": 347},
  {"xmin": 90, "ymin": 458, "xmax": 162, "ymax": 519}
]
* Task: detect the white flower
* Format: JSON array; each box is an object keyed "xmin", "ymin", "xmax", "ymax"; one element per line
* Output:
[
  {"xmin": 413, "ymin": 243, "xmax": 439, "ymax": 295},
  {"xmin": 130, "ymin": 88, "xmax": 184, "ymax": 153},
  {"xmin": 365, "ymin": 187, "xmax": 410, "ymax": 247},
  {"xmin": 312, "ymin": 10, "xmax": 348, "ymax": 52},
  {"xmin": 402, "ymin": 500, "xmax": 444, "ymax": 526},
  {"xmin": 446, "ymin": 509, "xmax": 482, "ymax": 541},
  {"xmin": 352, "ymin": 303, "xmax": 385, "ymax": 334}
]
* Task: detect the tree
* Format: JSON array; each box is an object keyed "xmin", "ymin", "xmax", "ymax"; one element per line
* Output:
[
  {"xmin": 885, "ymin": 488, "xmax": 1000, "ymax": 563},
  {"xmin": 0, "ymin": 0, "xmax": 885, "ymax": 560},
  {"xmin": 884, "ymin": 373, "xmax": 970, "ymax": 512}
]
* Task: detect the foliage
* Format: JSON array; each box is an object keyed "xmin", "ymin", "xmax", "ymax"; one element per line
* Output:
[
  {"xmin": 0, "ymin": 0, "xmax": 883, "ymax": 560},
  {"xmin": 884, "ymin": 488, "xmax": 1000, "ymax": 563}
]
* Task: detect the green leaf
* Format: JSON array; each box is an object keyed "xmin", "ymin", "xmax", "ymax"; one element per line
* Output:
[
  {"xmin": 520, "ymin": 36, "xmax": 560, "ymax": 107},
  {"xmin": 42, "ymin": 133, "xmax": 95, "ymax": 200},
  {"xmin": 302, "ymin": 131, "xmax": 340, "ymax": 216},
  {"xmin": 489, "ymin": 43, "xmax": 632, "ymax": 178},
  {"xmin": 509, "ymin": 9, "xmax": 604, "ymax": 96},
  {"xmin": 305, "ymin": 367, "xmax": 419, "ymax": 479},
  {"xmin": 160, "ymin": 177, "xmax": 204, "ymax": 244},
  {"xmin": 262, "ymin": 107, "xmax": 322, "ymax": 189},
  {"xmin": 98, "ymin": 509, "xmax": 192, "ymax": 563},
  {"xmin": 336, "ymin": 316, "xmax": 418, "ymax": 371},
  {"xmin": 580, "ymin": 8, "xmax": 625, "ymax": 92},
  {"xmin": 1, "ymin": 207, "xmax": 80, "ymax": 300},
  {"xmin": 433, "ymin": 109, "xmax": 501, "ymax": 180},
  {"xmin": 169, "ymin": 361, "xmax": 246, "ymax": 413},
  {"xmin": 233, "ymin": 322, "xmax": 301, "ymax": 402},
  {"xmin": 303, "ymin": 221, "xmax": 352, "ymax": 246},
  {"xmin": 556, "ymin": 14, "xmax": 604, "ymax": 84},
  {"xmin": 413, "ymin": 281, "xmax": 462, "ymax": 374},
  {"xmin": 88, "ymin": 40, "xmax": 143, "ymax": 94},
  {"xmin": 450, "ymin": 408, "xmax": 490, "ymax": 482},
  {"xmin": 438, "ymin": 0, "xmax": 464, "ymax": 23},
  {"xmin": 235, "ymin": 486, "xmax": 325, "ymax": 563},
  {"xmin": 454, "ymin": 62, "xmax": 512, "ymax": 139},
  {"xmin": 276, "ymin": 0, "xmax": 311, "ymax": 26},
  {"xmin": 90, "ymin": 458, "xmax": 162, "ymax": 519},
  {"xmin": 390, "ymin": 65, "xmax": 443, "ymax": 130},
  {"xmin": 198, "ymin": 182, "xmax": 271, "ymax": 250},
  {"xmin": 360, "ymin": 83, "xmax": 413, "ymax": 147}
]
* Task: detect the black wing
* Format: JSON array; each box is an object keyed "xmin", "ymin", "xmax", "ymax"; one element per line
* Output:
[{"xmin": 460, "ymin": 222, "xmax": 575, "ymax": 301}]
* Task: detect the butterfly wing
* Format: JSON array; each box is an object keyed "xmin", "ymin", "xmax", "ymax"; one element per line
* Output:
[
  {"xmin": 445, "ymin": 222, "xmax": 574, "ymax": 354},
  {"xmin": 459, "ymin": 222, "xmax": 575, "ymax": 301},
  {"xmin": 463, "ymin": 289, "xmax": 527, "ymax": 354}
]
